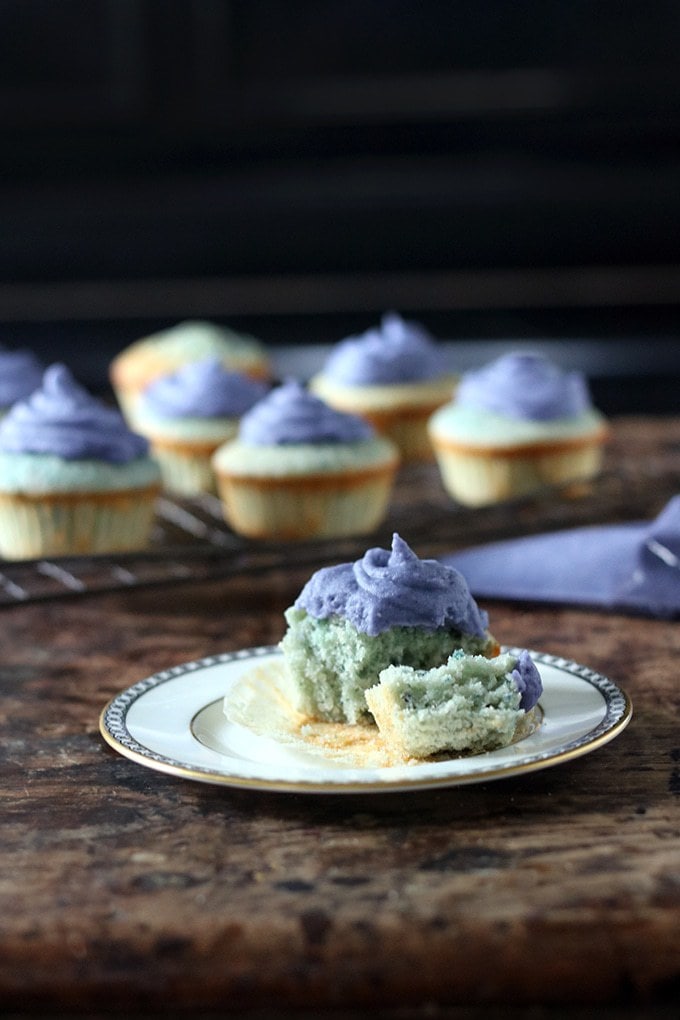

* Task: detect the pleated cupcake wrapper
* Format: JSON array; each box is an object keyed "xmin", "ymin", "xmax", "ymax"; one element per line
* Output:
[
  {"xmin": 152, "ymin": 448, "xmax": 217, "ymax": 496},
  {"xmin": 324, "ymin": 400, "xmax": 450, "ymax": 464},
  {"xmin": 215, "ymin": 465, "xmax": 396, "ymax": 541},
  {"xmin": 359, "ymin": 404, "xmax": 442, "ymax": 463},
  {"xmin": 310, "ymin": 375, "xmax": 456, "ymax": 465},
  {"xmin": 148, "ymin": 437, "xmax": 230, "ymax": 497},
  {"xmin": 0, "ymin": 486, "xmax": 159, "ymax": 559},
  {"xmin": 430, "ymin": 435, "xmax": 606, "ymax": 507}
]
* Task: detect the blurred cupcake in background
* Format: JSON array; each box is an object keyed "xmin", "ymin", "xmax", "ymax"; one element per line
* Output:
[
  {"xmin": 0, "ymin": 364, "xmax": 161, "ymax": 559},
  {"xmin": 134, "ymin": 358, "xmax": 269, "ymax": 496},
  {"xmin": 212, "ymin": 379, "xmax": 399, "ymax": 540},
  {"xmin": 109, "ymin": 319, "xmax": 272, "ymax": 425},
  {"xmin": 428, "ymin": 351, "xmax": 609, "ymax": 506},
  {"xmin": 0, "ymin": 344, "xmax": 45, "ymax": 416},
  {"xmin": 310, "ymin": 312, "xmax": 455, "ymax": 462}
]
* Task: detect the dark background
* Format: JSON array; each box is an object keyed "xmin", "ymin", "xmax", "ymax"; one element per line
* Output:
[{"xmin": 1, "ymin": 0, "xmax": 680, "ymax": 412}]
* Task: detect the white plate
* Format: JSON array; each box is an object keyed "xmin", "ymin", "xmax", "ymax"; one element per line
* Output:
[{"xmin": 99, "ymin": 646, "xmax": 632, "ymax": 794}]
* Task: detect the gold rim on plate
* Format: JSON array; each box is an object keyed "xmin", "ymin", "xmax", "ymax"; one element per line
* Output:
[{"xmin": 99, "ymin": 645, "xmax": 632, "ymax": 794}]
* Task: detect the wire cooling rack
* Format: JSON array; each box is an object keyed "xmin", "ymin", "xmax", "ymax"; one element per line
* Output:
[{"xmin": 0, "ymin": 453, "xmax": 677, "ymax": 607}]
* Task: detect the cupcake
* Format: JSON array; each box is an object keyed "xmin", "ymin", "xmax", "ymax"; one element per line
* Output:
[
  {"xmin": 0, "ymin": 364, "xmax": 161, "ymax": 559},
  {"xmin": 226, "ymin": 534, "xmax": 542, "ymax": 764},
  {"xmin": 428, "ymin": 351, "xmax": 609, "ymax": 506},
  {"xmin": 309, "ymin": 312, "xmax": 455, "ymax": 461},
  {"xmin": 0, "ymin": 344, "xmax": 44, "ymax": 416},
  {"xmin": 134, "ymin": 358, "xmax": 269, "ymax": 495},
  {"xmin": 279, "ymin": 533, "xmax": 500, "ymax": 724},
  {"xmin": 211, "ymin": 379, "xmax": 399, "ymax": 540},
  {"xmin": 366, "ymin": 648, "xmax": 542, "ymax": 759},
  {"xmin": 109, "ymin": 319, "xmax": 272, "ymax": 424}
]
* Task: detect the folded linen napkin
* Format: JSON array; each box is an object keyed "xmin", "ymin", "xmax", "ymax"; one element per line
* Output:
[{"xmin": 442, "ymin": 496, "xmax": 680, "ymax": 618}]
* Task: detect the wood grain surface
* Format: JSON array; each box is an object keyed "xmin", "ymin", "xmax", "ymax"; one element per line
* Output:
[{"xmin": 1, "ymin": 418, "xmax": 679, "ymax": 1017}]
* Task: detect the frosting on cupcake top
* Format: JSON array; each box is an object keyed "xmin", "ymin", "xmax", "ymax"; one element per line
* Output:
[
  {"xmin": 132, "ymin": 320, "xmax": 267, "ymax": 361},
  {"xmin": 455, "ymin": 351, "xmax": 592, "ymax": 421},
  {"xmin": 321, "ymin": 312, "xmax": 446, "ymax": 384},
  {"xmin": 295, "ymin": 533, "xmax": 489, "ymax": 638},
  {"xmin": 110, "ymin": 320, "xmax": 271, "ymax": 389},
  {"xmin": 239, "ymin": 379, "xmax": 374, "ymax": 445},
  {"xmin": 0, "ymin": 363, "xmax": 150, "ymax": 463},
  {"xmin": 142, "ymin": 358, "xmax": 269, "ymax": 419},
  {"xmin": 0, "ymin": 344, "xmax": 44, "ymax": 407}
]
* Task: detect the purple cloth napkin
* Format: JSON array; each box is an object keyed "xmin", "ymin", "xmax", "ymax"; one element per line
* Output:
[{"xmin": 442, "ymin": 496, "xmax": 680, "ymax": 618}]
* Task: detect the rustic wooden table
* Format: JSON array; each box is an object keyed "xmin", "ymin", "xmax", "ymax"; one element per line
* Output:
[{"xmin": 1, "ymin": 417, "xmax": 679, "ymax": 1019}]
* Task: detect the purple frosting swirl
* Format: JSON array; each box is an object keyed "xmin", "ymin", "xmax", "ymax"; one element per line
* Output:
[
  {"xmin": 0, "ymin": 363, "xmax": 150, "ymax": 462},
  {"xmin": 511, "ymin": 650, "xmax": 543, "ymax": 711},
  {"xmin": 322, "ymin": 312, "xmax": 446, "ymax": 384},
  {"xmin": 0, "ymin": 344, "xmax": 44, "ymax": 406},
  {"xmin": 239, "ymin": 379, "xmax": 374, "ymax": 445},
  {"xmin": 143, "ymin": 358, "xmax": 269, "ymax": 418},
  {"xmin": 456, "ymin": 352, "xmax": 592, "ymax": 421},
  {"xmin": 295, "ymin": 533, "xmax": 489, "ymax": 637}
]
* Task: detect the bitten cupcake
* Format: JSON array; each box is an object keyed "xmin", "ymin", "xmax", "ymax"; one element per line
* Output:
[
  {"xmin": 366, "ymin": 648, "xmax": 542, "ymax": 760},
  {"xmin": 279, "ymin": 533, "xmax": 501, "ymax": 724},
  {"xmin": 309, "ymin": 312, "xmax": 455, "ymax": 461},
  {"xmin": 134, "ymin": 358, "xmax": 269, "ymax": 495},
  {"xmin": 211, "ymin": 380, "xmax": 399, "ymax": 540},
  {"xmin": 0, "ymin": 364, "xmax": 161, "ymax": 559},
  {"xmin": 109, "ymin": 319, "xmax": 272, "ymax": 424},
  {"xmin": 0, "ymin": 343, "xmax": 44, "ymax": 416},
  {"xmin": 428, "ymin": 351, "xmax": 609, "ymax": 506},
  {"xmin": 225, "ymin": 534, "xmax": 543, "ymax": 766}
]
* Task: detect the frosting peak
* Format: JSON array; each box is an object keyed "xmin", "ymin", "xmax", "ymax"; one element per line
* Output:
[
  {"xmin": 295, "ymin": 533, "xmax": 489, "ymax": 637},
  {"xmin": 322, "ymin": 312, "xmax": 446, "ymax": 384},
  {"xmin": 239, "ymin": 379, "xmax": 374, "ymax": 445},
  {"xmin": 0, "ymin": 363, "xmax": 150, "ymax": 463},
  {"xmin": 0, "ymin": 344, "xmax": 44, "ymax": 406},
  {"xmin": 142, "ymin": 358, "xmax": 268, "ymax": 419},
  {"xmin": 456, "ymin": 351, "xmax": 592, "ymax": 421}
]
